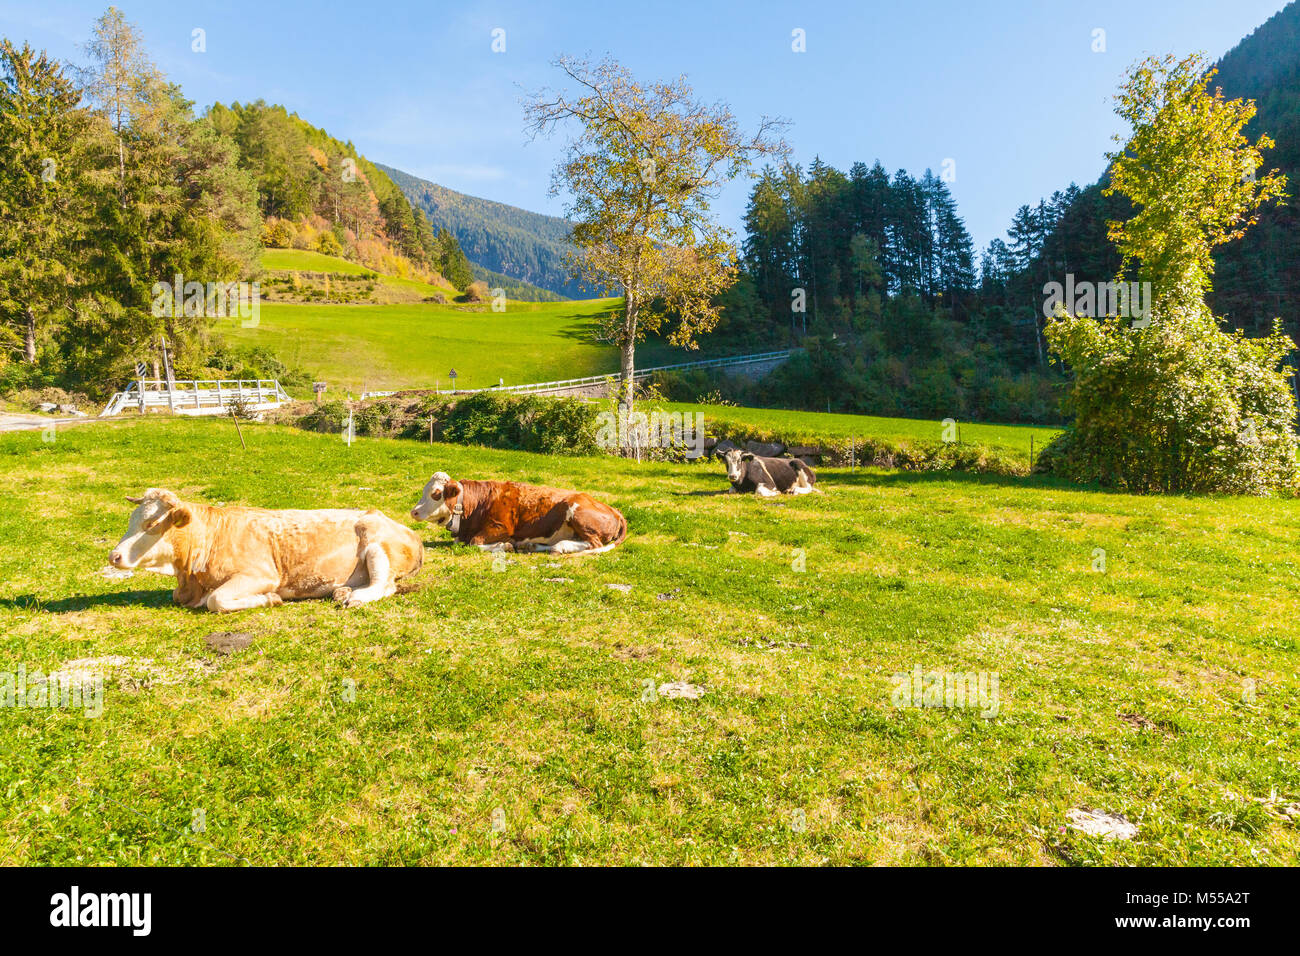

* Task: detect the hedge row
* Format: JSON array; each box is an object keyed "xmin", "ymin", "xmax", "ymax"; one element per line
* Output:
[
  {"xmin": 290, "ymin": 391, "xmax": 1029, "ymax": 476},
  {"xmin": 295, "ymin": 392, "xmax": 600, "ymax": 455}
]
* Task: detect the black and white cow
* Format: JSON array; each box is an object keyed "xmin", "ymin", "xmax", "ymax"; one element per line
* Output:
[{"xmin": 721, "ymin": 448, "xmax": 819, "ymax": 497}]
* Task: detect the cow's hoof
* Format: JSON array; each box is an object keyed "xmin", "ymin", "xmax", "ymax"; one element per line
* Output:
[
  {"xmin": 332, "ymin": 586, "xmax": 353, "ymax": 605},
  {"xmin": 267, "ymin": 593, "xmax": 283, "ymax": 606}
]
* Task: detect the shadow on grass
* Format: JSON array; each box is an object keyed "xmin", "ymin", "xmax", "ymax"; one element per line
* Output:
[{"xmin": 1, "ymin": 589, "xmax": 173, "ymax": 613}]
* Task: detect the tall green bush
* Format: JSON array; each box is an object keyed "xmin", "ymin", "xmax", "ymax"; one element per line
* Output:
[{"xmin": 1042, "ymin": 305, "xmax": 1297, "ymax": 494}]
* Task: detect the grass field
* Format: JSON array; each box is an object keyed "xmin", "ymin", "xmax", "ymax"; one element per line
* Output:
[
  {"xmin": 261, "ymin": 249, "xmax": 379, "ymax": 276},
  {"xmin": 667, "ymin": 403, "xmax": 1063, "ymax": 459},
  {"xmin": 2, "ymin": 417, "xmax": 1297, "ymax": 865},
  {"xmin": 226, "ymin": 295, "xmax": 690, "ymax": 395}
]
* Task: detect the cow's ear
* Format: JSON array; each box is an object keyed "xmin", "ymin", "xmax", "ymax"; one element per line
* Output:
[
  {"xmin": 170, "ymin": 506, "xmax": 191, "ymax": 528},
  {"xmin": 443, "ymin": 481, "xmax": 461, "ymax": 498}
]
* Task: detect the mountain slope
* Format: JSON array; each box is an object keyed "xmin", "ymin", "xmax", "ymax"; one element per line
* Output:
[
  {"xmin": 378, "ymin": 163, "xmax": 597, "ymax": 299},
  {"xmin": 1203, "ymin": 1, "xmax": 1300, "ymax": 330},
  {"xmin": 1020, "ymin": 1, "xmax": 1300, "ymax": 334}
]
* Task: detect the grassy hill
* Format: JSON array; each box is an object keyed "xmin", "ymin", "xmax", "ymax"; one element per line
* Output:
[
  {"xmin": 259, "ymin": 249, "xmax": 459, "ymax": 306},
  {"xmin": 234, "ymin": 250, "xmax": 647, "ymax": 392},
  {"xmin": 3, "ymin": 417, "xmax": 1298, "ymax": 864},
  {"xmin": 227, "ymin": 292, "xmax": 692, "ymax": 394}
]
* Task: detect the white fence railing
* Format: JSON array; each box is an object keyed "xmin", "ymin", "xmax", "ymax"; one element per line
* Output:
[
  {"xmin": 101, "ymin": 380, "xmax": 292, "ymax": 417},
  {"xmin": 360, "ymin": 350, "xmax": 795, "ymax": 400}
]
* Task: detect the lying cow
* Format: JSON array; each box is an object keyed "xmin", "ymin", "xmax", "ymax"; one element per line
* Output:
[
  {"xmin": 110, "ymin": 488, "xmax": 423, "ymax": 611},
  {"xmin": 721, "ymin": 448, "xmax": 819, "ymax": 496},
  {"xmin": 410, "ymin": 472, "xmax": 627, "ymax": 554}
]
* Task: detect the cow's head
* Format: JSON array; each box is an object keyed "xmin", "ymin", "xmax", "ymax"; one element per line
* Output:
[
  {"xmin": 411, "ymin": 471, "xmax": 462, "ymax": 525},
  {"xmin": 110, "ymin": 489, "xmax": 191, "ymax": 571},
  {"xmin": 722, "ymin": 448, "xmax": 749, "ymax": 484}
]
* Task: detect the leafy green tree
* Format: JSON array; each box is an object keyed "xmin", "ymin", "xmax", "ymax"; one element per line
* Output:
[
  {"xmin": 1105, "ymin": 53, "xmax": 1286, "ymax": 309},
  {"xmin": 1044, "ymin": 53, "xmax": 1296, "ymax": 495},
  {"xmin": 67, "ymin": 9, "xmax": 257, "ymax": 384},
  {"xmin": 316, "ymin": 229, "xmax": 342, "ymax": 256},
  {"xmin": 78, "ymin": 6, "xmax": 153, "ymax": 196}
]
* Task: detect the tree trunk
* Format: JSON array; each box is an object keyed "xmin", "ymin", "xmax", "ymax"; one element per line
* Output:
[
  {"xmin": 620, "ymin": 292, "xmax": 637, "ymax": 414},
  {"xmin": 23, "ymin": 306, "xmax": 36, "ymax": 364},
  {"xmin": 1031, "ymin": 295, "xmax": 1045, "ymax": 366}
]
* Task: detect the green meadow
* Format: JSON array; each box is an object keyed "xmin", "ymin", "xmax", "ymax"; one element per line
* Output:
[
  {"xmin": 226, "ymin": 294, "xmax": 691, "ymax": 395},
  {"xmin": 261, "ymin": 249, "xmax": 379, "ymax": 276},
  {"xmin": 668, "ymin": 403, "xmax": 1063, "ymax": 460},
  {"xmin": 1, "ymin": 417, "xmax": 1297, "ymax": 865}
]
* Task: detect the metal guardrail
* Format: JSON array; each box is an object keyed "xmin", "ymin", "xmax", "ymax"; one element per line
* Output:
[
  {"xmin": 360, "ymin": 350, "xmax": 795, "ymax": 400},
  {"xmin": 101, "ymin": 380, "xmax": 291, "ymax": 417}
]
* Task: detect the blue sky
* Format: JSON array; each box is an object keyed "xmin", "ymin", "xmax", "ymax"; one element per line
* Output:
[{"xmin": 2, "ymin": 0, "xmax": 1292, "ymax": 253}]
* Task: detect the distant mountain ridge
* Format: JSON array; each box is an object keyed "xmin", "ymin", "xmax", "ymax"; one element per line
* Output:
[{"xmin": 377, "ymin": 163, "xmax": 597, "ymax": 299}]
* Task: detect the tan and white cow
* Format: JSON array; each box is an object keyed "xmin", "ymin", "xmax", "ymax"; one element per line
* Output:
[
  {"xmin": 110, "ymin": 489, "xmax": 423, "ymax": 611},
  {"xmin": 410, "ymin": 472, "xmax": 627, "ymax": 554}
]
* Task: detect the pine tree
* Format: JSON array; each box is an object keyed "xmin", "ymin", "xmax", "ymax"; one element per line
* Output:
[
  {"xmin": 0, "ymin": 41, "xmax": 90, "ymax": 365},
  {"xmin": 436, "ymin": 229, "xmax": 474, "ymax": 290}
]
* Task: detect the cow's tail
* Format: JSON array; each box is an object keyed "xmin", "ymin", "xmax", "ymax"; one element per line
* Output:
[{"xmin": 577, "ymin": 509, "xmax": 628, "ymax": 556}]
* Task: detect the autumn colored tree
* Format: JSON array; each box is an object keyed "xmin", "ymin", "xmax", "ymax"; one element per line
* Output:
[{"xmin": 525, "ymin": 56, "xmax": 787, "ymax": 410}]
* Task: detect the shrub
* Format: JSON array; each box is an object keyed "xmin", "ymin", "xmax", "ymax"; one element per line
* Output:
[
  {"xmin": 464, "ymin": 281, "xmax": 490, "ymax": 303},
  {"xmin": 261, "ymin": 218, "xmax": 295, "ymax": 249},
  {"xmin": 1042, "ymin": 305, "xmax": 1299, "ymax": 495},
  {"xmin": 439, "ymin": 392, "xmax": 598, "ymax": 454},
  {"xmin": 316, "ymin": 231, "xmax": 342, "ymax": 256},
  {"xmin": 296, "ymin": 400, "xmax": 399, "ymax": 437},
  {"xmin": 296, "ymin": 392, "xmax": 599, "ymax": 455},
  {"xmin": 6, "ymin": 385, "xmax": 92, "ymax": 411}
]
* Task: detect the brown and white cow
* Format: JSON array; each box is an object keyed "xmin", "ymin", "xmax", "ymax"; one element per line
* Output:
[
  {"xmin": 410, "ymin": 472, "xmax": 627, "ymax": 554},
  {"xmin": 110, "ymin": 489, "xmax": 423, "ymax": 611}
]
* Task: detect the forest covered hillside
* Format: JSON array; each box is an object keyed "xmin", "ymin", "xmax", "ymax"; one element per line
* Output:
[
  {"xmin": 207, "ymin": 101, "xmax": 478, "ymax": 292},
  {"xmin": 379, "ymin": 163, "xmax": 594, "ymax": 299}
]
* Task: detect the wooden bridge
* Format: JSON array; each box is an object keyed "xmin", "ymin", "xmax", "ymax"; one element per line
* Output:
[{"xmin": 100, "ymin": 380, "xmax": 292, "ymax": 417}]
